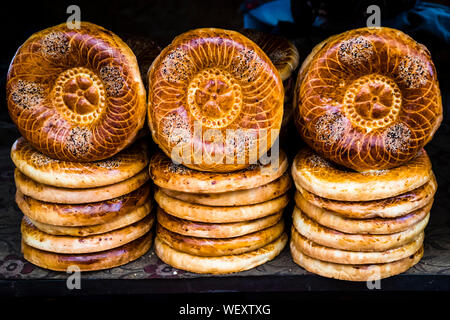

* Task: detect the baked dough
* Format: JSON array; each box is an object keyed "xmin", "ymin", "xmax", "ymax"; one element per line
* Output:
[
  {"xmin": 294, "ymin": 27, "xmax": 442, "ymax": 171},
  {"xmin": 15, "ymin": 168, "xmax": 149, "ymax": 204},
  {"xmin": 21, "ymin": 214, "xmax": 153, "ymax": 254},
  {"xmin": 161, "ymin": 172, "xmax": 291, "ymax": 206},
  {"xmin": 22, "ymin": 232, "xmax": 152, "ymax": 272},
  {"xmin": 15, "ymin": 183, "xmax": 150, "ymax": 226},
  {"xmin": 292, "ymin": 206, "xmax": 429, "ymax": 252},
  {"xmin": 148, "ymin": 28, "xmax": 284, "ymax": 172},
  {"xmin": 296, "ymin": 174, "xmax": 437, "ymax": 218},
  {"xmin": 11, "ymin": 138, "xmax": 149, "ymax": 188},
  {"xmin": 291, "ymin": 227, "xmax": 424, "ymax": 265},
  {"xmin": 27, "ymin": 202, "xmax": 152, "ymax": 236},
  {"xmin": 7, "ymin": 22, "xmax": 147, "ymax": 161},
  {"xmin": 295, "ymin": 192, "xmax": 431, "ymax": 234},
  {"xmin": 241, "ymin": 29, "xmax": 299, "ymax": 81},
  {"xmin": 150, "ymin": 150, "xmax": 288, "ymax": 193},
  {"xmin": 155, "ymin": 188, "xmax": 289, "ymax": 223},
  {"xmin": 155, "ymin": 232, "xmax": 287, "ymax": 274},
  {"xmin": 290, "ymin": 241, "xmax": 423, "ymax": 281},
  {"xmin": 157, "ymin": 208, "xmax": 282, "ymax": 238},
  {"xmin": 157, "ymin": 219, "xmax": 284, "ymax": 256},
  {"xmin": 291, "ymin": 148, "xmax": 432, "ymax": 201}
]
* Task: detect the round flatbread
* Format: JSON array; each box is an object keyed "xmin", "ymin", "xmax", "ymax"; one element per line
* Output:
[
  {"xmin": 21, "ymin": 214, "xmax": 153, "ymax": 254},
  {"xmin": 11, "ymin": 138, "xmax": 149, "ymax": 188},
  {"xmin": 27, "ymin": 202, "xmax": 152, "ymax": 236},
  {"xmin": 157, "ymin": 219, "xmax": 284, "ymax": 256},
  {"xmin": 290, "ymin": 241, "xmax": 423, "ymax": 281},
  {"xmin": 161, "ymin": 171, "xmax": 291, "ymax": 206},
  {"xmin": 22, "ymin": 232, "xmax": 152, "ymax": 272},
  {"xmin": 150, "ymin": 150, "xmax": 288, "ymax": 193},
  {"xmin": 295, "ymin": 191, "xmax": 431, "ymax": 234},
  {"xmin": 155, "ymin": 188, "xmax": 289, "ymax": 223},
  {"xmin": 292, "ymin": 206, "xmax": 429, "ymax": 252},
  {"xmin": 296, "ymin": 174, "xmax": 437, "ymax": 218},
  {"xmin": 155, "ymin": 232, "xmax": 287, "ymax": 274},
  {"xmin": 291, "ymin": 227, "xmax": 424, "ymax": 264},
  {"xmin": 15, "ymin": 168, "xmax": 149, "ymax": 204},
  {"xmin": 291, "ymin": 148, "xmax": 432, "ymax": 201},
  {"xmin": 15, "ymin": 183, "xmax": 150, "ymax": 226},
  {"xmin": 157, "ymin": 208, "xmax": 282, "ymax": 238}
]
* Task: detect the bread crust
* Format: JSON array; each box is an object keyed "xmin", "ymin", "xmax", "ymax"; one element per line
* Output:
[
  {"xmin": 291, "ymin": 241, "xmax": 423, "ymax": 281},
  {"xmin": 157, "ymin": 208, "xmax": 282, "ymax": 238},
  {"xmin": 291, "ymin": 227, "xmax": 424, "ymax": 265},
  {"xmin": 296, "ymin": 174, "xmax": 437, "ymax": 218},
  {"xmin": 22, "ymin": 232, "xmax": 152, "ymax": 272},
  {"xmin": 21, "ymin": 214, "xmax": 154, "ymax": 254},
  {"xmin": 155, "ymin": 188, "xmax": 289, "ymax": 223},
  {"xmin": 292, "ymin": 206, "xmax": 429, "ymax": 252},
  {"xmin": 11, "ymin": 138, "xmax": 149, "ymax": 188},
  {"xmin": 154, "ymin": 232, "xmax": 287, "ymax": 274},
  {"xmin": 291, "ymin": 148, "xmax": 432, "ymax": 201},
  {"xmin": 148, "ymin": 28, "xmax": 284, "ymax": 172},
  {"xmin": 295, "ymin": 192, "xmax": 432, "ymax": 234},
  {"xmin": 293, "ymin": 27, "xmax": 442, "ymax": 171},
  {"xmin": 150, "ymin": 150, "xmax": 288, "ymax": 193},
  {"xmin": 7, "ymin": 22, "xmax": 147, "ymax": 161},
  {"xmin": 15, "ymin": 183, "xmax": 151, "ymax": 226},
  {"xmin": 15, "ymin": 168, "xmax": 149, "ymax": 204}
]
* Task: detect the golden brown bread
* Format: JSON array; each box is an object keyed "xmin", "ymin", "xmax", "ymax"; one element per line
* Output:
[
  {"xmin": 296, "ymin": 174, "xmax": 437, "ymax": 219},
  {"xmin": 241, "ymin": 29, "xmax": 299, "ymax": 81},
  {"xmin": 290, "ymin": 240, "xmax": 423, "ymax": 281},
  {"xmin": 27, "ymin": 202, "xmax": 152, "ymax": 236},
  {"xmin": 154, "ymin": 232, "xmax": 287, "ymax": 274},
  {"xmin": 292, "ymin": 206, "xmax": 429, "ymax": 252},
  {"xmin": 294, "ymin": 27, "xmax": 442, "ymax": 172},
  {"xmin": 161, "ymin": 171, "xmax": 291, "ymax": 206},
  {"xmin": 291, "ymin": 227, "xmax": 424, "ymax": 265},
  {"xmin": 15, "ymin": 183, "xmax": 150, "ymax": 226},
  {"xmin": 295, "ymin": 191, "xmax": 432, "ymax": 234},
  {"xmin": 7, "ymin": 22, "xmax": 147, "ymax": 161},
  {"xmin": 22, "ymin": 232, "xmax": 152, "ymax": 272},
  {"xmin": 150, "ymin": 150, "xmax": 288, "ymax": 193},
  {"xmin": 155, "ymin": 188, "xmax": 289, "ymax": 223},
  {"xmin": 15, "ymin": 168, "xmax": 149, "ymax": 204},
  {"xmin": 21, "ymin": 214, "xmax": 154, "ymax": 254},
  {"xmin": 156, "ymin": 219, "xmax": 284, "ymax": 256},
  {"xmin": 11, "ymin": 138, "xmax": 149, "ymax": 188},
  {"xmin": 157, "ymin": 207, "xmax": 282, "ymax": 238},
  {"xmin": 148, "ymin": 28, "xmax": 284, "ymax": 172},
  {"xmin": 291, "ymin": 148, "xmax": 432, "ymax": 201}
]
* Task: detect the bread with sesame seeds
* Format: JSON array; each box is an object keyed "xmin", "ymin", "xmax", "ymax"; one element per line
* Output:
[
  {"xmin": 293, "ymin": 27, "xmax": 442, "ymax": 172},
  {"xmin": 147, "ymin": 28, "xmax": 284, "ymax": 172},
  {"xmin": 7, "ymin": 22, "xmax": 146, "ymax": 162}
]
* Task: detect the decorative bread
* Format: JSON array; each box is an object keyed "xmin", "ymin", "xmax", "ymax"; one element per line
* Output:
[
  {"xmin": 156, "ymin": 219, "xmax": 284, "ymax": 256},
  {"xmin": 150, "ymin": 150, "xmax": 288, "ymax": 193},
  {"xmin": 148, "ymin": 28, "xmax": 284, "ymax": 172},
  {"xmin": 22, "ymin": 233, "xmax": 152, "ymax": 272},
  {"xmin": 11, "ymin": 138, "xmax": 149, "ymax": 188},
  {"xmin": 157, "ymin": 208, "xmax": 282, "ymax": 238},
  {"xmin": 291, "ymin": 148, "xmax": 432, "ymax": 201},
  {"xmin": 15, "ymin": 183, "xmax": 150, "ymax": 226},
  {"xmin": 7, "ymin": 22, "xmax": 146, "ymax": 161},
  {"xmin": 294, "ymin": 27, "xmax": 442, "ymax": 171},
  {"xmin": 154, "ymin": 232, "xmax": 287, "ymax": 274}
]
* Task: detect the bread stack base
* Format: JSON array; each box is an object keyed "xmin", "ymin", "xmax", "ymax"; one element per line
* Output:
[
  {"xmin": 12, "ymin": 138, "xmax": 154, "ymax": 272},
  {"xmin": 290, "ymin": 148, "xmax": 435, "ymax": 281},
  {"xmin": 150, "ymin": 151, "xmax": 291, "ymax": 274}
]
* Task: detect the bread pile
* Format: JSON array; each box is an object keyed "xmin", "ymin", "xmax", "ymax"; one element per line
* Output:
[
  {"xmin": 6, "ymin": 22, "xmax": 152, "ymax": 271},
  {"xmin": 291, "ymin": 27, "xmax": 442, "ymax": 281},
  {"xmin": 150, "ymin": 151, "xmax": 290, "ymax": 274}
]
